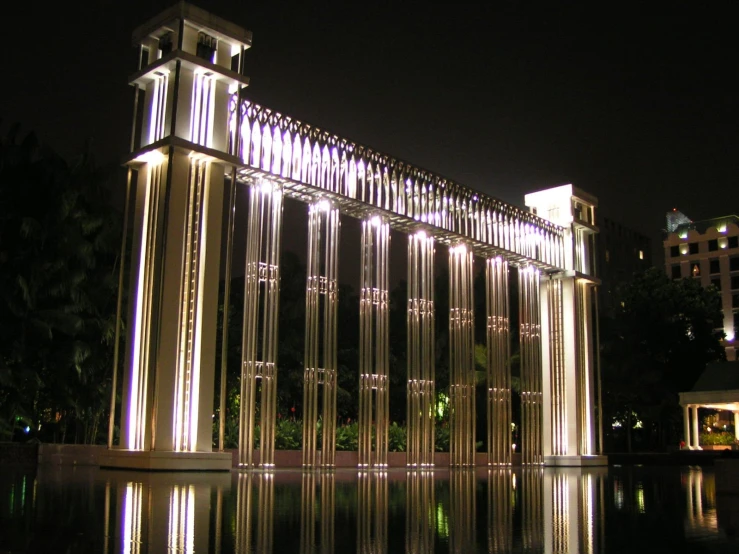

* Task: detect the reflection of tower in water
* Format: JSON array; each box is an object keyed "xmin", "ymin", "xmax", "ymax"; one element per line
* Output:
[
  {"xmin": 543, "ymin": 468, "xmax": 602, "ymax": 554},
  {"xmin": 108, "ymin": 473, "xmax": 228, "ymax": 554}
]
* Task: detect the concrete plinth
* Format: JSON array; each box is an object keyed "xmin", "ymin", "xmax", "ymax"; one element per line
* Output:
[
  {"xmin": 100, "ymin": 449, "xmax": 232, "ymax": 471},
  {"xmin": 543, "ymin": 455, "xmax": 608, "ymax": 467}
]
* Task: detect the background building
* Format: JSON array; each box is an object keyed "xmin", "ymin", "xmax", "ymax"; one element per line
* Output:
[
  {"xmin": 663, "ymin": 210, "xmax": 739, "ymax": 361},
  {"xmin": 597, "ymin": 217, "xmax": 652, "ymax": 316}
]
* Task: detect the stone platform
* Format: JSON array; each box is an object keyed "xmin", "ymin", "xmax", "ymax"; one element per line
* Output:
[{"xmin": 99, "ymin": 449, "xmax": 232, "ymax": 471}]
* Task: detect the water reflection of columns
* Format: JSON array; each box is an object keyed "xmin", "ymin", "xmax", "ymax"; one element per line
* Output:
[
  {"xmin": 112, "ymin": 474, "xmax": 227, "ymax": 554},
  {"xmin": 407, "ymin": 231, "xmax": 436, "ymax": 468},
  {"xmin": 449, "ymin": 245, "xmax": 476, "ymax": 467},
  {"xmin": 359, "ymin": 215, "xmax": 390, "ymax": 468},
  {"xmin": 521, "ymin": 468, "xmax": 543, "ymax": 552},
  {"xmin": 239, "ymin": 179, "xmax": 283, "ymax": 468},
  {"xmin": 406, "ymin": 471, "xmax": 435, "ymax": 553},
  {"xmin": 357, "ymin": 471, "xmax": 388, "ymax": 553},
  {"xmin": 542, "ymin": 469, "xmax": 600, "ymax": 554},
  {"xmin": 519, "ymin": 266, "xmax": 543, "ymax": 465},
  {"xmin": 303, "ymin": 199, "xmax": 341, "ymax": 468},
  {"xmin": 486, "ymin": 256, "xmax": 511, "ymax": 466},
  {"xmin": 449, "ymin": 470, "xmax": 476, "ymax": 553},
  {"xmin": 487, "ymin": 469, "xmax": 513, "ymax": 553},
  {"xmin": 235, "ymin": 472, "xmax": 275, "ymax": 554},
  {"xmin": 300, "ymin": 471, "xmax": 335, "ymax": 554},
  {"xmin": 686, "ymin": 467, "xmax": 706, "ymax": 531}
]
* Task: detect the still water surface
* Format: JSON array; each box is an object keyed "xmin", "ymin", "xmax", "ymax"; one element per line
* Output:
[{"xmin": 1, "ymin": 465, "xmax": 737, "ymax": 553}]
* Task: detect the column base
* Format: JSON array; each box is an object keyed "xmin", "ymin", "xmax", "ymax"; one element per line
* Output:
[
  {"xmin": 100, "ymin": 449, "xmax": 232, "ymax": 471},
  {"xmin": 543, "ymin": 455, "xmax": 608, "ymax": 467}
]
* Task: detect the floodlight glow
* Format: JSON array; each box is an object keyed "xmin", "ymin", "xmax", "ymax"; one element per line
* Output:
[
  {"xmin": 259, "ymin": 179, "xmax": 274, "ymax": 194},
  {"xmin": 316, "ymin": 199, "xmax": 331, "ymax": 212},
  {"xmin": 134, "ymin": 149, "xmax": 166, "ymax": 165},
  {"xmin": 370, "ymin": 215, "xmax": 382, "ymax": 227},
  {"xmin": 414, "ymin": 230, "xmax": 427, "ymax": 241}
]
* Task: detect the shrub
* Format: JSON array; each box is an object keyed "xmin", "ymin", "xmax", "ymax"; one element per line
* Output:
[
  {"xmin": 336, "ymin": 421, "xmax": 359, "ymax": 451},
  {"xmin": 275, "ymin": 419, "xmax": 302, "ymax": 450},
  {"xmin": 700, "ymin": 431, "xmax": 735, "ymax": 446},
  {"xmin": 388, "ymin": 422, "xmax": 406, "ymax": 452},
  {"xmin": 435, "ymin": 425, "xmax": 450, "ymax": 452}
]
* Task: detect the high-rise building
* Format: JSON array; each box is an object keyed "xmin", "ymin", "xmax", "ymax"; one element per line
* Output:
[
  {"xmin": 596, "ymin": 217, "xmax": 652, "ymax": 316},
  {"xmin": 663, "ymin": 211, "xmax": 739, "ymax": 361}
]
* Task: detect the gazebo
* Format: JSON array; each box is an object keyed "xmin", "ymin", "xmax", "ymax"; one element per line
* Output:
[{"xmin": 679, "ymin": 362, "xmax": 739, "ymax": 450}]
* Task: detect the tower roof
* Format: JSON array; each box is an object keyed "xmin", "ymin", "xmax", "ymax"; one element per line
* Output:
[{"xmin": 132, "ymin": 1, "xmax": 252, "ymax": 47}]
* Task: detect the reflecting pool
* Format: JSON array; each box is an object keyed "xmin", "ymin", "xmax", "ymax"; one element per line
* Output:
[{"xmin": 1, "ymin": 465, "xmax": 738, "ymax": 553}]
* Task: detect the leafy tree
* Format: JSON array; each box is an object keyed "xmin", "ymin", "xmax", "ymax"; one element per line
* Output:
[
  {"xmin": 600, "ymin": 268, "xmax": 725, "ymax": 451},
  {"xmin": 0, "ymin": 125, "xmax": 120, "ymax": 442}
]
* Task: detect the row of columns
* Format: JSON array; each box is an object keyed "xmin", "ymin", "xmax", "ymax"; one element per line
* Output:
[{"xmin": 235, "ymin": 178, "xmax": 596, "ymax": 468}]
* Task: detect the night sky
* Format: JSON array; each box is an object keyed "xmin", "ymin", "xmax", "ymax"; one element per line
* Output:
[{"xmin": 4, "ymin": 2, "xmax": 737, "ymax": 263}]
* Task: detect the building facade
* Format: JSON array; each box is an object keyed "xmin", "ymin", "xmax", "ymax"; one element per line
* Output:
[
  {"xmin": 597, "ymin": 217, "xmax": 652, "ymax": 317},
  {"xmin": 663, "ymin": 210, "xmax": 739, "ymax": 361}
]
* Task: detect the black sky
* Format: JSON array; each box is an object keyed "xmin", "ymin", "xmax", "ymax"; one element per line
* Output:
[{"xmin": 3, "ymin": 2, "xmax": 737, "ymax": 262}]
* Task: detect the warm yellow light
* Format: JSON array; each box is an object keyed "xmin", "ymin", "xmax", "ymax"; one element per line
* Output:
[{"xmin": 134, "ymin": 149, "xmax": 166, "ymax": 165}]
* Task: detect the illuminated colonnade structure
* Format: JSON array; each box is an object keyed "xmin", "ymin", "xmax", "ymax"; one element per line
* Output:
[{"xmin": 106, "ymin": 3, "xmax": 605, "ymax": 470}]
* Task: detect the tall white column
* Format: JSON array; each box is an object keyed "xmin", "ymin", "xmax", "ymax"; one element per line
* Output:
[
  {"xmin": 691, "ymin": 406, "xmax": 701, "ymax": 450},
  {"xmin": 734, "ymin": 412, "xmax": 739, "ymax": 438},
  {"xmin": 683, "ymin": 405, "xmax": 690, "ymax": 449}
]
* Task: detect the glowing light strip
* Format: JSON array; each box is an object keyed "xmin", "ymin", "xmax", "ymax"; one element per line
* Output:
[{"xmin": 128, "ymin": 162, "xmax": 162, "ymax": 450}]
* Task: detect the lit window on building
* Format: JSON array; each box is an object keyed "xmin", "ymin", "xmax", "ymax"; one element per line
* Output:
[
  {"xmin": 671, "ymin": 265, "xmax": 682, "ymax": 279},
  {"xmin": 709, "ymin": 239, "xmax": 719, "ymax": 252},
  {"xmin": 639, "ymin": 249, "xmax": 644, "ymax": 260},
  {"xmin": 710, "ymin": 259, "xmax": 721, "ymax": 274},
  {"xmin": 197, "ymin": 32, "xmax": 217, "ymax": 63},
  {"xmin": 689, "ymin": 242, "xmax": 699, "ymax": 255},
  {"xmin": 692, "ymin": 264, "xmax": 701, "ymax": 277}
]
